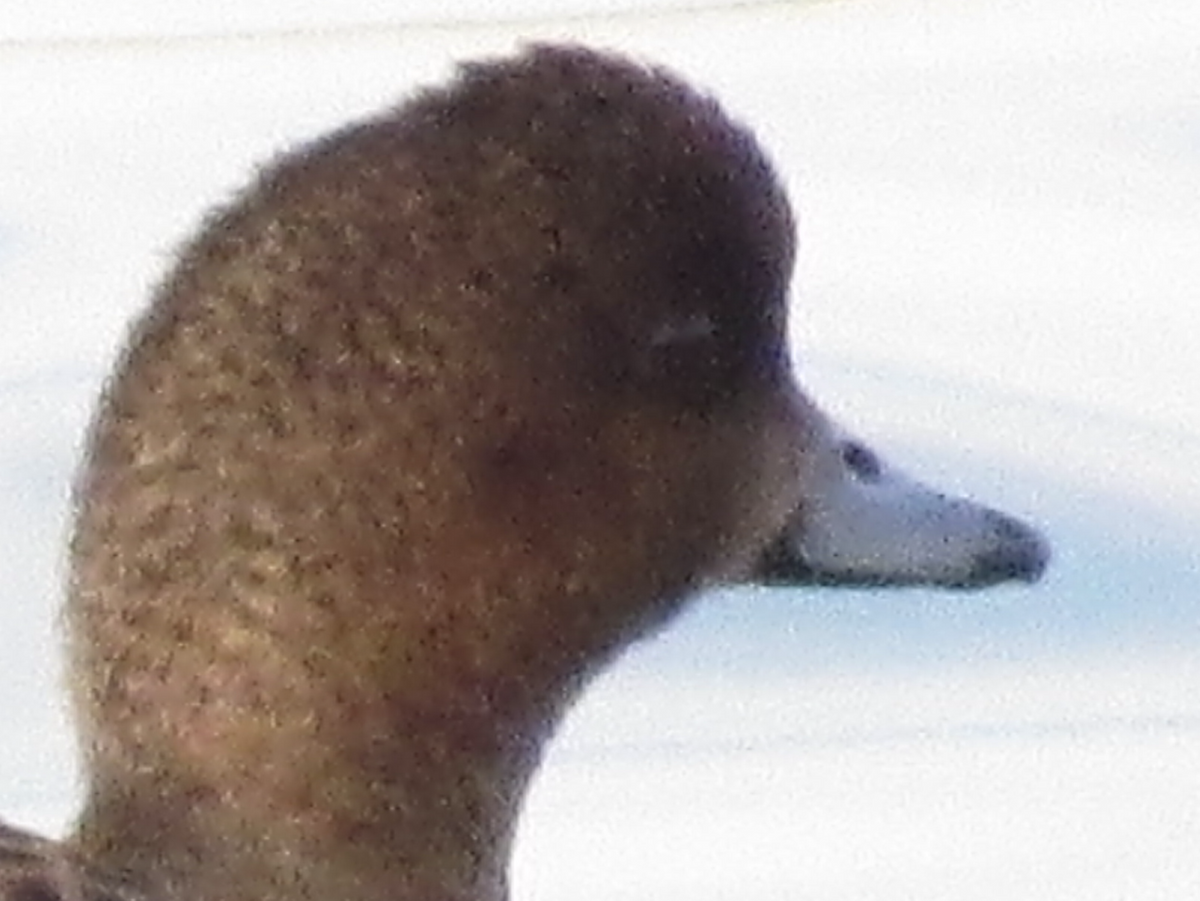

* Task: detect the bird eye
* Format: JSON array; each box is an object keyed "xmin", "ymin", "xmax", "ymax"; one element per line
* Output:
[
  {"xmin": 648, "ymin": 313, "xmax": 717, "ymax": 349},
  {"xmin": 840, "ymin": 440, "xmax": 882, "ymax": 482}
]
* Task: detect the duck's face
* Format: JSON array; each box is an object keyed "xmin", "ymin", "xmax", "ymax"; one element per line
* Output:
[
  {"xmin": 450, "ymin": 149, "xmax": 809, "ymax": 644},
  {"xmin": 335, "ymin": 47, "xmax": 808, "ymax": 652},
  {"xmin": 406, "ymin": 45, "xmax": 1047, "ymax": 656}
]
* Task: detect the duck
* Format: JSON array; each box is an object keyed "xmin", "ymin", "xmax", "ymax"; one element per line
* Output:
[{"xmin": 1, "ymin": 43, "xmax": 1048, "ymax": 901}]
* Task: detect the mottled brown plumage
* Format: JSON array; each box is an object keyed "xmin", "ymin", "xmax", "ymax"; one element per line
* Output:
[
  {"xmin": 4, "ymin": 44, "xmax": 811, "ymax": 901},
  {"xmin": 0, "ymin": 823, "xmax": 140, "ymax": 901},
  {"xmin": 1, "ymin": 38, "xmax": 1055, "ymax": 901}
]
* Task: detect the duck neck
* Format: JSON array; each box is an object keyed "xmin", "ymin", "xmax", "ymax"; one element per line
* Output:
[
  {"xmin": 75, "ymin": 661, "xmax": 571, "ymax": 901},
  {"xmin": 72, "ymin": 471, "xmax": 695, "ymax": 901},
  {"xmin": 70, "ymin": 563, "xmax": 643, "ymax": 901}
]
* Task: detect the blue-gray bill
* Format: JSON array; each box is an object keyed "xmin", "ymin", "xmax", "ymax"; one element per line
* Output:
[{"xmin": 750, "ymin": 425, "xmax": 1051, "ymax": 590}]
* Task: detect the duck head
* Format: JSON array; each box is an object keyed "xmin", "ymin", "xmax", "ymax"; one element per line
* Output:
[{"xmin": 63, "ymin": 44, "xmax": 1048, "ymax": 901}]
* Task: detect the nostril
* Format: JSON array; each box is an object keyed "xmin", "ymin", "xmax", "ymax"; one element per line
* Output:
[{"xmin": 840, "ymin": 440, "xmax": 882, "ymax": 482}]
